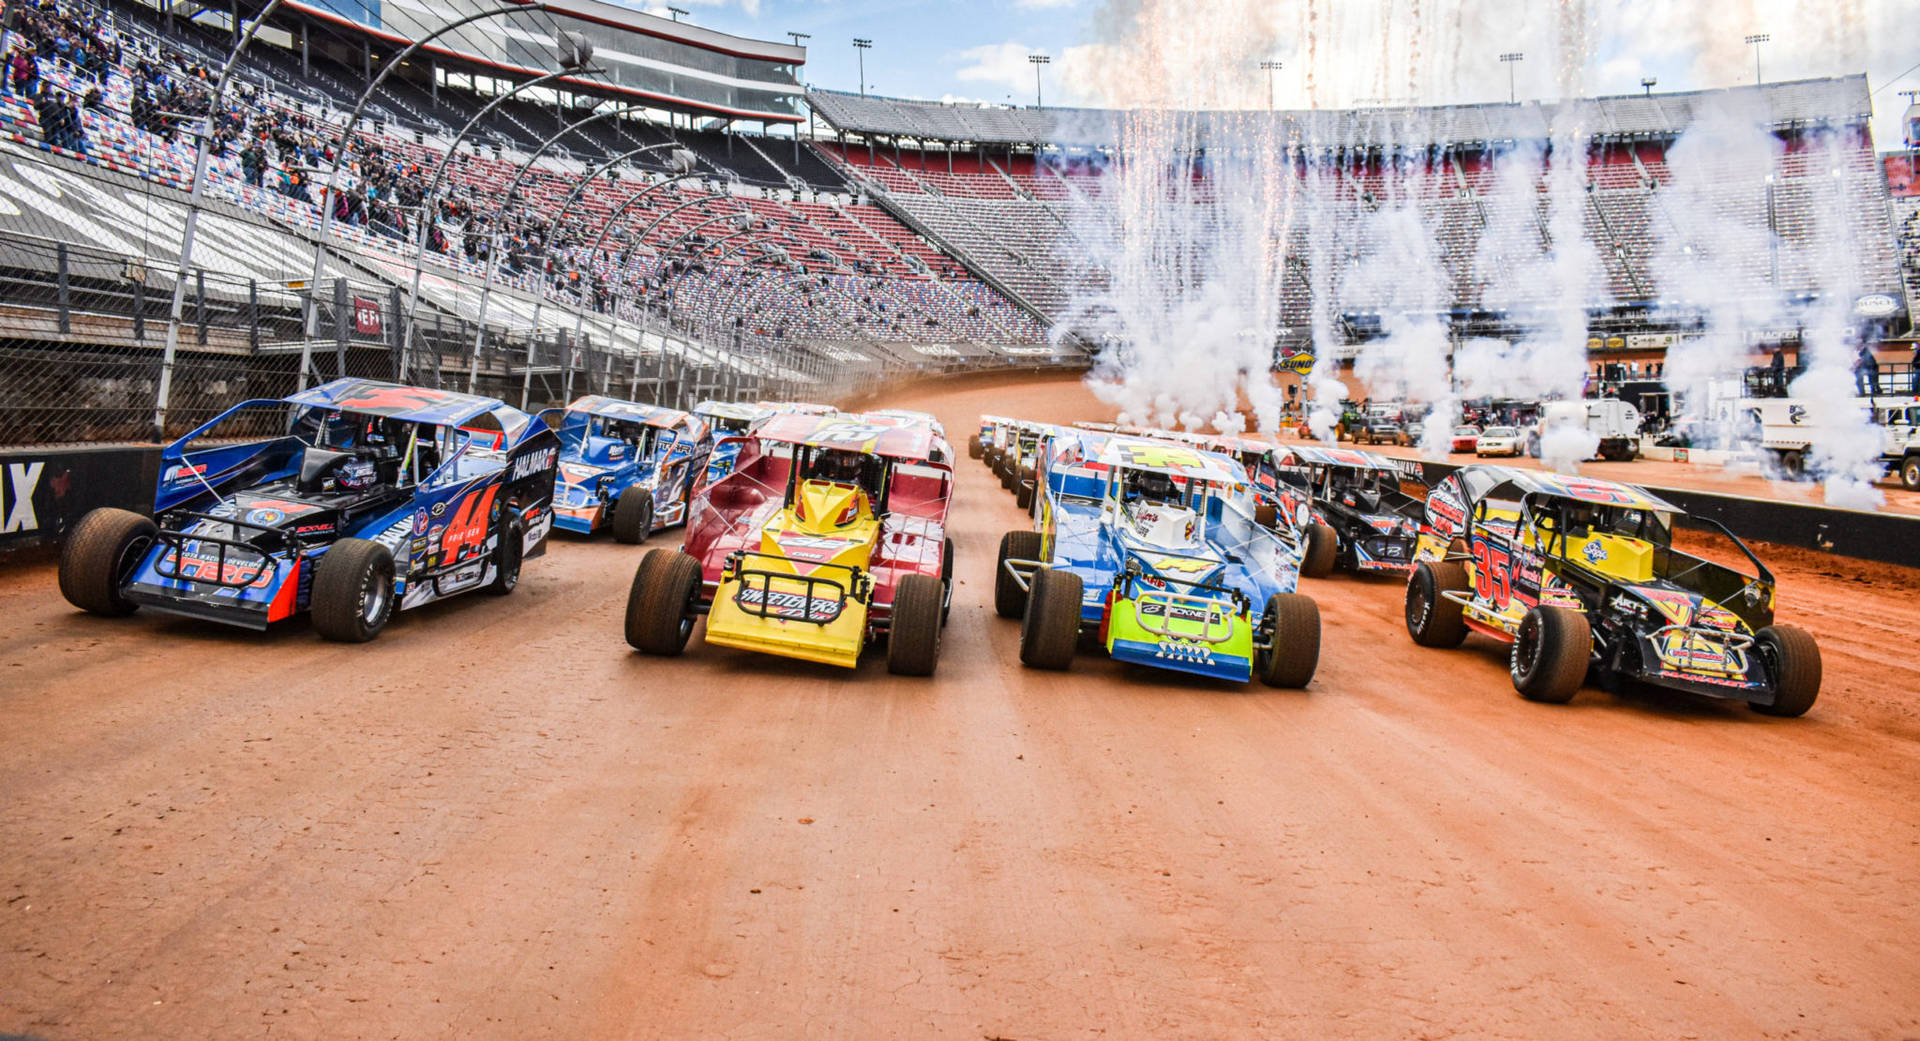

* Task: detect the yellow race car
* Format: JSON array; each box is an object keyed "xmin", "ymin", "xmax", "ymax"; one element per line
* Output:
[
  {"xmin": 623, "ymin": 413, "xmax": 954, "ymax": 675},
  {"xmin": 1403, "ymin": 465, "xmax": 1820, "ymax": 716}
]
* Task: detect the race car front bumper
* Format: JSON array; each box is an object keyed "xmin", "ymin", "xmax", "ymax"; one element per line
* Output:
[
  {"xmin": 703, "ymin": 552, "xmax": 872, "ymax": 669},
  {"xmin": 1105, "ymin": 588, "xmax": 1255, "ymax": 683}
]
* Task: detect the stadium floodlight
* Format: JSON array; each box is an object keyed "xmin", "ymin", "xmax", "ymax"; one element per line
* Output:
[
  {"xmin": 555, "ymin": 30, "xmax": 593, "ymax": 72},
  {"xmin": 1641, "ymin": 76, "xmax": 1657, "ymax": 96},
  {"xmin": 1261, "ymin": 60, "xmax": 1283, "ymax": 110},
  {"xmin": 1499, "ymin": 52, "xmax": 1524, "ymax": 104},
  {"xmin": 1029, "ymin": 54, "xmax": 1050, "ymax": 108},
  {"xmin": 1744, "ymin": 33, "xmax": 1770, "ymax": 83},
  {"xmin": 854, "ymin": 38, "xmax": 873, "ymax": 96}
]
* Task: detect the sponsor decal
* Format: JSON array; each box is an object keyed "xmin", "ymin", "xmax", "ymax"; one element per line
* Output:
[
  {"xmin": 164, "ymin": 462, "xmax": 209, "ymax": 484},
  {"xmin": 1650, "ymin": 668, "xmax": 1758, "ymax": 690},
  {"xmin": 1139, "ymin": 600, "xmax": 1226, "ymax": 625},
  {"xmin": 294, "ymin": 522, "xmax": 335, "ymax": 536},
  {"xmin": 511, "ymin": 447, "xmax": 558, "ymax": 481},
  {"xmin": 1582, "ymin": 540, "xmax": 1609, "ymax": 564},
  {"xmin": 1, "ymin": 461, "xmax": 45, "ymax": 534},
  {"xmin": 247, "ymin": 507, "xmax": 288, "ymax": 527},
  {"xmin": 735, "ymin": 584, "xmax": 844, "ymax": 623},
  {"xmin": 1425, "ymin": 485, "xmax": 1467, "ymax": 536},
  {"xmin": 413, "ymin": 508, "xmax": 429, "ymax": 535},
  {"xmin": 1145, "ymin": 554, "xmax": 1214, "ymax": 576},
  {"xmin": 1282, "ymin": 351, "xmax": 1316, "ymax": 375},
  {"xmin": 440, "ymin": 487, "xmax": 500, "ymax": 562}
]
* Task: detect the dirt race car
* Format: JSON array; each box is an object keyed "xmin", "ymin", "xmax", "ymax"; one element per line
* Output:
[
  {"xmin": 691, "ymin": 400, "xmax": 776, "ymax": 485},
  {"xmin": 995, "ymin": 431, "xmax": 1320, "ymax": 687},
  {"xmin": 57, "ymin": 378, "xmax": 559, "ymax": 642},
  {"xmin": 552, "ymin": 396, "xmax": 711, "ymax": 543},
  {"xmin": 623, "ymin": 413, "xmax": 953, "ymax": 675},
  {"xmin": 1248, "ymin": 445, "xmax": 1423, "ymax": 579},
  {"xmin": 1402, "ymin": 465, "xmax": 1821, "ymax": 715}
]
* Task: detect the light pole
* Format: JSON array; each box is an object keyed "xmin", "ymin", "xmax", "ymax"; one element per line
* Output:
[
  {"xmin": 666, "ymin": 6, "xmax": 687, "ymax": 21},
  {"xmin": 853, "ymin": 38, "xmax": 871, "ymax": 96},
  {"xmin": 1028, "ymin": 54, "xmax": 1049, "ymax": 108},
  {"xmin": 1641, "ymin": 76, "xmax": 1657, "ymax": 97},
  {"xmin": 1500, "ymin": 52, "xmax": 1523, "ymax": 104},
  {"xmin": 787, "ymin": 31, "xmax": 810, "ymax": 85},
  {"xmin": 1261, "ymin": 60, "xmax": 1282, "ymax": 110},
  {"xmin": 1744, "ymin": 33, "xmax": 1769, "ymax": 84}
]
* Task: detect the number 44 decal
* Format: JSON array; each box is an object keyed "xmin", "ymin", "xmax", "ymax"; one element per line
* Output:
[{"xmin": 1472, "ymin": 538, "xmax": 1512, "ymax": 608}]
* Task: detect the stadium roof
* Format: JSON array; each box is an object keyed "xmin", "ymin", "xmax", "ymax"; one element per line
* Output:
[{"xmin": 806, "ymin": 75, "xmax": 1871, "ymax": 148}]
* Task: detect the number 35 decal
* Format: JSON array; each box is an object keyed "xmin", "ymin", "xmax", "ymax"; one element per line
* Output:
[{"xmin": 1472, "ymin": 537, "xmax": 1512, "ymax": 608}]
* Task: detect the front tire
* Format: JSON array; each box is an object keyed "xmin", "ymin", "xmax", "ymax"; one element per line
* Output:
[
  {"xmin": 995, "ymin": 530, "xmax": 1042, "ymax": 619},
  {"xmin": 625, "ymin": 549, "xmax": 703, "ymax": 654},
  {"xmin": 1510, "ymin": 606, "xmax": 1590, "ymax": 704},
  {"xmin": 1256, "ymin": 592, "xmax": 1320, "ymax": 688},
  {"xmin": 58, "ymin": 507, "xmax": 157, "ymax": 616},
  {"xmin": 610, "ymin": 489, "xmax": 653, "ymax": 545},
  {"xmin": 886, "ymin": 573, "xmax": 945, "ymax": 676},
  {"xmin": 312, "ymin": 539, "xmax": 396, "ymax": 643},
  {"xmin": 1020, "ymin": 566, "xmax": 1081, "ymax": 670},
  {"xmin": 1301, "ymin": 522, "xmax": 1337, "ymax": 578},
  {"xmin": 1405, "ymin": 560, "xmax": 1470, "ymax": 647},
  {"xmin": 968, "ymin": 434, "xmax": 984, "ymax": 460},
  {"xmin": 486, "ymin": 512, "xmax": 523, "ymax": 595},
  {"xmin": 1015, "ymin": 467, "xmax": 1035, "ymax": 511},
  {"xmin": 1752, "ymin": 623, "xmax": 1821, "ymax": 717},
  {"xmin": 1901, "ymin": 456, "xmax": 1920, "ymax": 491}
]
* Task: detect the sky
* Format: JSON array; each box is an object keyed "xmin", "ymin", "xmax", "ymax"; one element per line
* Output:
[{"xmin": 642, "ymin": 0, "xmax": 1920, "ymax": 148}]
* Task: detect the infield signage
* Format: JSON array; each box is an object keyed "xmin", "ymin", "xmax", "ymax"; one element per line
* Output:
[{"xmin": 0, "ymin": 446, "xmax": 161, "ymax": 554}]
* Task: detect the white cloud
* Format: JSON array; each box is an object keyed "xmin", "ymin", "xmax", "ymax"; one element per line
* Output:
[
  {"xmin": 953, "ymin": 41, "xmax": 1044, "ymax": 100},
  {"xmin": 1014, "ymin": 0, "xmax": 1080, "ymax": 8}
]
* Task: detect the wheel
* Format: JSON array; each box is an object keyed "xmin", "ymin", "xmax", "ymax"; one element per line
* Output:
[
  {"xmin": 311, "ymin": 538, "xmax": 396, "ymax": 642},
  {"xmin": 1254, "ymin": 500, "xmax": 1278, "ymax": 529},
  {"xmin": 1405, "ymin": 560, "xmax": 1469, "ymax": 648},
  {"xmin": 1255, "ymin": 592, "xmax": 1320, "ymax": 688},
  {"xmin": 610, "ymin": 489, "xmax": 653, "ymax": 545},
  {"xmin": 1510, "ymin": 606, "xmax": 1591, "ymax": 704},
  {"xmin": 886, "ymin": 573, "xmax": 945, "ymax": 676},
  {"xmin": 486, "ymin": 511, "xmax": 523, "ymax": 595},
  {"xmin": 1019, "ymin": 566, "xmax": 1081, "ymax": 670},
  {"xmin": 968, "ymin": 434, "xmax": 984, "ymax": 460},
  {"xmin": 625, "ymin": 549, "xmax": 703, "ymax": 654},
  {"xmin": 1778, "ymin": 449, "xmax": 1805, "ymax": 479},
  {"xmin": 995, "ymin": 530, "xmax": 1042, "ymax": 619},
  {"xmin": 1301, "ymin": 522, "xmax": 1337, "ymax": 578},
  {"xmin": 999, "ymin": 461, "xmax": 1016, "ymax": 492},
  {"xmin": 58, "ymin": 507, "xmax": 157, "ymax": 616},
  {"xmin": 941, "ymin": 537, "xmax": 954, "ymax": 626},
  {"xmin": 1015, "ymin": 467, "xmax": 1035, "ymax": 511},
  {"xmin": 1901, "ymin": 456, "xmax": 1920, "ymax": 491},
  {"xmin": 1752, "ymin": 623, "xmax": 1821, "ymax": 717}
]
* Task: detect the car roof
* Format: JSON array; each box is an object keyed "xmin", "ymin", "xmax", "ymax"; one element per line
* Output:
[
  {"xmin": 694, "ymin": 400, "xmax": 776, "ymax": 422},
  {"xmin": 1096, "ymin": 436, "xmax": 1245, "ymax": 484},
  {"xmin": 753, "ymin": 413, "xmax": 936, "ymax": 460},
  {"xmin": 1276, "ymin": 444, "xmax": 1400, "ymax": 471},
  {"xmin": 1461, "ymin": 465, "xmax": 1678, "ymax": 511},
  {"xmin": 287, "ymin": 378, "xmax": 514, "ymax": 429},
  {"xmin": 567, "ymin": 396, "xmax": 704, "ymax": 435}
]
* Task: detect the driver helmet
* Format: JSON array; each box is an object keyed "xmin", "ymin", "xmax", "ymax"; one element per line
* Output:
[
  {"xmin": 1125, "ymin": 469, "xmax": 1177, "ymax": 503},
  {"xmin": 336, "ymin": 457, "xmax": 378, "ymax": 491},
  {"xmin": 811, "ymin": 450, "xmax": 863, "ymax": 484}
]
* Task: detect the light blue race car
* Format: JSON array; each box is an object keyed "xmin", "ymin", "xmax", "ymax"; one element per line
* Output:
[{"xmin": 552, "ymin": 396, "xmax": 711, "ymax": 543}]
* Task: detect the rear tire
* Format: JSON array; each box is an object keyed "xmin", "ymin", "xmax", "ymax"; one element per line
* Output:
[
  {"xmin": 995, "ymin": 530, "xmax": 1042, "ymax": 619},
  {"xmin": 1510, "ymin": 606, "xmax": 1590, "ymax": 704},
  {"xmin": 1901, "ymin": 456, "xmax": 1920, "ymax": 491},
  {"xmin": 1752, "ymin": 623, "xmax": 1821, "ymax": 717},
  {"xmin": 968, "ymin": 434, "xmax": 984, "ymax": 460},
  {"xmin": 941, "ymin": 537, "xmax": 954, "ymax": 626},
  {"xmin": 886, "ymin": 573, "xmax": 945, "ymax": 676},
  {"xmin": 1254, "ymin": 500, "xmax": 1278, "ymax": 529},
  {"xmin": 625, "ymin": 549, "xmax": 703, "ymax": 654},
  {"xmin": 1405, "ymin": 560, "xmax": 1469, "ymax": 648},
  {"xmin": 1015, "ymin": 467, "xmax": 1035, "ymax": 511},
  {"xmin": 1020, "ymin": 566, "xmax": 1081, "ymax": 670},
  {"xmin": 312, "ymin": 539, "xmax": 396, "ymax": 643},
  {"xmin": 486, "ymin": 512, "xmax": 523, "ymax": 595},
  {"xmin": 1256, "ymin": 592, "xmax": 1320, "ymax": 688},
  {"xmin": 610, "ymin": 489, "xmax": 653, "ymax": 545},
  {"xmin": 1778, "ymin": 449, "xmax": 1806, "ymax": 479},
  {"xmin": 1301, "ymin": 522, "xmax": 1337, "ymax": 578},
  {"xmin": 58, "ymin": 507, "xmax": 157, "ymax": 616}
]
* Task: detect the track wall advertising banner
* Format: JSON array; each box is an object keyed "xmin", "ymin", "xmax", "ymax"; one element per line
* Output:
[{"xmin": 0, "ymin": 447, "xmax": 160, "ymax": 552}]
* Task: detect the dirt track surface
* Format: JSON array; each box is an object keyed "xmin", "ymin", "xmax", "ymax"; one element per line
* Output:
[{"xmin": 3, "ymin": 372, "xmax": 1918, "ymax": 1040}]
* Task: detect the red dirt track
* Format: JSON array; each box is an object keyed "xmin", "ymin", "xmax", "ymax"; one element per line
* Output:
[{"xmin": 2, "ymin": 373, "xmax": 1917, "ymax": 1040}]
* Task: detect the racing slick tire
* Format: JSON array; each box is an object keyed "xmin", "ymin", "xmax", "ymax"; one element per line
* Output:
[
  {"xmin": 1254, "ymin": 500, "xmax": 1278, "ymax": 529},
  {"xmin": 1301, "ymin": 522, "xmax": 1338, "ymax": 579},
  {"xmin": 995, "ymin": 530, "xmax": 1043, "ymax": 619},
  {"xmin": 58, "ymin": 507, "xmax": 157, "ymax": 616},
  {"xmin": 1015, "ymin": 467, "xmax": 1036, "ymax": 512},
  {"xmin": 610, "ymin": 490, "xmax": 654, "ymax": 545},
  {"xmin": 968, "ymin": 434, "xmax": 984, "ymax": 460},
  {"xmin": 1256, "ymin": 592, "xmax": 1321, "ymax": 689},
  {"xmin": 1901, "ymin": 456, "xmax": 1920, "ymax": 491},
  {"xmin": 486, "ymin": 512, "xmax": 523, "ymax": 595},
  {"xmin": 312, "ymin": 539, "xmax": 396, "ymax": 643},
  {"xmin": 941, "ymin": 537, "xmax": 955, "ymax": 627},
  {"xmin": 886, "ymin": 573, "xmax": 945, "ymax": 677},
  {"xmin": 1751, "ymin": 624, "xmax": 1822, "ymax": 718},
  {"xmin": 1510, "ymin": 605, "xmax": 1591, "ymax": 704},
  {"xmin": 625, "ymin": 549, "xmax": 703, "ymax": 655},
  {"xmin": 999, "ymin": 460, "xmax": 1016, "ymax": 492},
  {"xmin": 1405, "ymin": 560, "xmax": 1470, "ymax": 648},
  {"xmin": 1019, "ymin": 566, "xmax": 1081, "ymax": 670}
]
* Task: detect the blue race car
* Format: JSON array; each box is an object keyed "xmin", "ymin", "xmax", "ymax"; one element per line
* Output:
[
  {"xmin": 56, "ymin": 378, "xmax": 560, "ymax": 642},
  {"xmin": 691, "ymin": 400, "xmax": 776, "ymax": 486},
  {"xmin": 994, "ymin": 430, "xmax": 1321, "ymax": 687},
  {"xmin": 552, "ymin": 396, "xmax": 712, "ymax": 543}
]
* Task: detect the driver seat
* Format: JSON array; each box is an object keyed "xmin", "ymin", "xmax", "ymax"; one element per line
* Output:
[{"xmin": 296, "ymin": 448, "xmax": 353, "ymax": 495}]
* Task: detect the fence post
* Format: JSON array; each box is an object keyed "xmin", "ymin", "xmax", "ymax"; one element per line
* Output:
[
  {"xmin": 333, "ymin": 278, "xmax": 348, "ymax": 380},
  {"xmin": 388, "ymin": 286, "xmax": 404, "ymax": 381},
  {"xmin": 132, "ymin": 274, "xmax": 145, "ymax": 341},
  {"xmin": 247, "ymin": 278, "xmax": 259, "ymax": 352},
  {"xmin": 56, "ymin": 243, "xmax": 69, "ymax": 334},
  {"xmin": 195, "ymin": 270, "xmax": 207, "ymax": 346}
]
